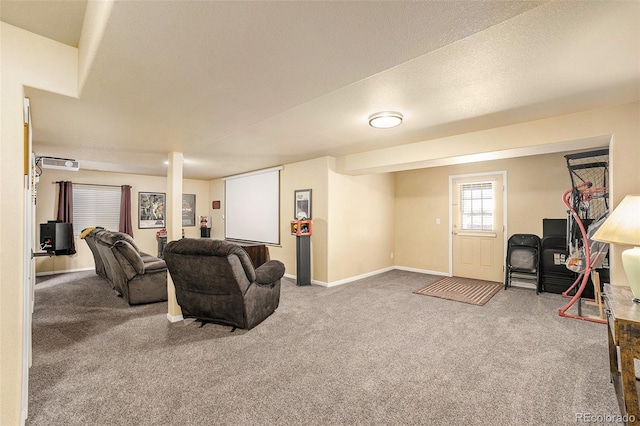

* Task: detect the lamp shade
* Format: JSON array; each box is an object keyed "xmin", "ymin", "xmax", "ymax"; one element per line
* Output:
[{"xmin": 592, "ymin": 195, "xmax": 640, "ymax": 246}]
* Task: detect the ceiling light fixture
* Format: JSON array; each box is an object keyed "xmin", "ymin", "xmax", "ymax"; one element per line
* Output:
[{"xmin": 368, "ymin": 111, "xmax": 403, "ymax": 129}]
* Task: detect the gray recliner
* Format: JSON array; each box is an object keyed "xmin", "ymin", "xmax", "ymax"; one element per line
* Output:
[
  {"xmin": 80, "ymin": 227, "xmax": 106, "ymax": 278},
  {"xmin": 163, "ymin": 238, "xmax": 285, "ymax": 330},
  {"xmin": 83, "ymin": 228, "xmax": 168, "ymax": 305},
  {"xmin": 82, "ymin": 227, "xmax": 158, "ymax": 279}
]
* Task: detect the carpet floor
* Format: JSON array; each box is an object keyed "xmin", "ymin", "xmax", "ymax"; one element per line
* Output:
[
  {"xmin": 413, "ymin": 276, "xmax": 503, "ymax": 305},
  {"xmin": 27, "ymin": 269, "xmax": 620, "ymax": 425}
]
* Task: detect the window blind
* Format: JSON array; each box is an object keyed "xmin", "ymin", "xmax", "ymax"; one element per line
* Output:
[{"xmin": 72, "ymin": 185, "xmax": 121, "ymax": 235}]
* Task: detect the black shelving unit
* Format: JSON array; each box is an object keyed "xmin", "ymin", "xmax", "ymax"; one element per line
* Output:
[
  {"xmin": 296, "ymin": 235, "xmax": 311, "ymax": 286},
  {"xmin": 291, "ymin": 220, "xmax": 312, "ymax": 286}
]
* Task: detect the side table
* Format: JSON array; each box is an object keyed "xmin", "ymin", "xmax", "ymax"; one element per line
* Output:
[{"xmin": 604, "ymin": 284, "xmax": 640, "ymax": 424}]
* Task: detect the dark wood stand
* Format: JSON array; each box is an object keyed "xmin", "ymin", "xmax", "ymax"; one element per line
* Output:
[
  {"xmin": 239, "ymin": 244, "xmax": 269, "ymax": 269},
  {"xmin": 604, "ymin": 284, "xmax": 640, "ymax": 424}
]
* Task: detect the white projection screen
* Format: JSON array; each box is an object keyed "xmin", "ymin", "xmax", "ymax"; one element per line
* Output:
[{"xmin": 224, "ymin": 167, "xmax": 281, "ymax": 245}]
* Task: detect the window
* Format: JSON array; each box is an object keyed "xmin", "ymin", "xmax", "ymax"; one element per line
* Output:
[
  {"xmin": 72, "ymin": 185, "xmax": 121, "ymax": 235},
  {"xmin": 459, "ymin": 181, "xmax": 494, "ymax": 231}
]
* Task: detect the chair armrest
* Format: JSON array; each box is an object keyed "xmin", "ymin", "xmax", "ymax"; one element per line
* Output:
[
  {"xmin": 255, "ymin": 260, "xmax": 285, "ymax": 285},
  {"xmin": 142, "ymin": 259, "xmax": 167, "ymax": 273},
  {"xmin": 140, "ymin": 253, "xmax": 159, "ymax": 263}
]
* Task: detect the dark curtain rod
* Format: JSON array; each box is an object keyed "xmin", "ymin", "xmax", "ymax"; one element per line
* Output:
[{"xmin": 53, "ymin": 181, "xmax": 128, "ymax": 189}]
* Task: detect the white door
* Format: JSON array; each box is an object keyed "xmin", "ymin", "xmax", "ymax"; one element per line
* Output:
[{"xmin": 451, "ymin": 173, "xmax": 505, "ymax": 283}]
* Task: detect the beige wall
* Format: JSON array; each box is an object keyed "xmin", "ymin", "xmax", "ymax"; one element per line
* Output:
[
  {"xmin": 273, "ymin": 157, "xmax": 330, "ymax": 283},
  {"xmin": 1, "ymin": 23, "xmax": 80, "ymax": 425},
  {"xmin": 208, "ymin": 179, "xmax": 225, "ymax": 240},
  {"xmin": 346, "ymin": 102, "xmax": 640, "ymax": 285},
  {"xmin": 34, "ymin": 169, "xmax": 210, "ymax": 274},
  {"xmin": 327, "ymin": 159, "xmax": 395, "ymax": 283},
  {"xmin": 209, "ymin": 157, "xmax": 331, "ymax": 283},
  {"xmin": 395, "ymin": 152, "xmax": 572, "ymax": 274},
  {"xmin": 37, "ymin": 157, "xmax": 394, "ymax": 285},
  {"xmin": 210, "ymin": 157, "xmax": 396, "ymax": 285}
]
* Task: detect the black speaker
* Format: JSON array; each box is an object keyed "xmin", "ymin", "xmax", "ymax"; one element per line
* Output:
[
  {"xmin": 543, "ymin": 218, "xmax": 567, "ymax": 238},
  {"xmin": 40, "ymin": 221, "xmax": 73, "ymax": 254}
]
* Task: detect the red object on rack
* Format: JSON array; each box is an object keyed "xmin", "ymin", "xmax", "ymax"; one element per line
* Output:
[{"xmin": 557, "ymin": 186, "xmax": 607, "ymax": 324}]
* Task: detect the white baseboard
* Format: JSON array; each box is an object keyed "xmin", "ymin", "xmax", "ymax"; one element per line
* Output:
[
  {"xmin": 394, "ymin": 266, "xmax": 449, "ymax": 277},
  {"xmin": 36, "ymin": 267, "xmax": 94, "ymax": 277},
  {"xmin": 320, "ymin": 266, "xmax": 397, "ymax": 287},
  {"xmin": 166, "ymin": 313, "xmax": 184, "ymax": 323},
  {"xmin": 284, "ymin": 266, "xmax": 449, "ymax": 288}
]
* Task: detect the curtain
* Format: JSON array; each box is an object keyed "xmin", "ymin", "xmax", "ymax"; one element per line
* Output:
[
  {"xmin": 119, "ymin": 185, "xmax": 133, "ymax": 237},
  {"xmin": 57, "ymin": 181, "xmax": 76, "ymax": 254}
]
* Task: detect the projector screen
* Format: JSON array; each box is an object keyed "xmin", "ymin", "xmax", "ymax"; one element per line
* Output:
[{"xmin": 225, "ymin": 167, "xmax": 281, "ymax": 245}]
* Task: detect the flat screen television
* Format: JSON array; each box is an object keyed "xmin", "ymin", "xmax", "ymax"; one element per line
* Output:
[{"xmin": 40, "ymin": 220, "xmax": 73, "ymax": 254}]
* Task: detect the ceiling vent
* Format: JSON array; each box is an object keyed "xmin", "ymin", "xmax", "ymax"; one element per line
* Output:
[{"xmin": 40, "ymin": 157, "xmax": 79, "ymax": 172}]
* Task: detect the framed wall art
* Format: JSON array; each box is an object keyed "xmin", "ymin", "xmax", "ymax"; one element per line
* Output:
[
  {"xmin": 138, "ymin": 192, "xmax": 166, "ymax": 229},
  {"xmin": 182, "ymin": 194, "xmax": 196, "ymax": 226},
  {"xmin": 294, "ymin": 189, "xmax": 312, "ymax": 220}
]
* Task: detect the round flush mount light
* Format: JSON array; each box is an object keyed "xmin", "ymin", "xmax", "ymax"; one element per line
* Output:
[{"xmin": 368, "ymin": 111, "xmax": 403, "ymax": 129}]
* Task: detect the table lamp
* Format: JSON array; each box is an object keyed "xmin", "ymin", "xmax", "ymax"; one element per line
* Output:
[{"xmin": 592, "ymin": 195, "xmax": 640, "ymax": 302}]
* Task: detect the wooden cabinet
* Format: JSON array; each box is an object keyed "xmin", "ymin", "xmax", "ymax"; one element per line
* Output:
[
  {"xmin": 238, "ymin": 243, "xmax": 269, "ymax": 268},
  {"xmin": 604, "ymin": 284, "xmax": 640, "ymax": 424}
]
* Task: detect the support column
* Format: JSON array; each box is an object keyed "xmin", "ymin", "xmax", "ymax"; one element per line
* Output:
[{"xmin": 166, "ymin": 152, "xmax": 183, "ymax": 322}]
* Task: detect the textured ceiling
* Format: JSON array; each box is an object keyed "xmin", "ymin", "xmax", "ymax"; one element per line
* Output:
[
  {"xmin": 5, "ymin": 1, "xmax": 640, "ymax": 179},
  {"xmin": 0, "ymin": 0, "xmax": 86, "ymax": 47}
]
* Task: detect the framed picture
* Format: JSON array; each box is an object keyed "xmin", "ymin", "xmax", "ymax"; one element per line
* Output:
[
  {"xmin": 294, "ymin": 189, "xmax": 312, "ymax": 220},
  {"xmin": 138, "ymin": 192, "xmax": 166, "ymax": 229},
  {"xmin": 182, "ymin": 194, "xmax": 196, "ymax": 226}
]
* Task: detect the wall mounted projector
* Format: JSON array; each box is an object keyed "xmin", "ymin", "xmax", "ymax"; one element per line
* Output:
[{"xmin": 40, "ymin": 157, "xmax": 79, "ymax": 171}]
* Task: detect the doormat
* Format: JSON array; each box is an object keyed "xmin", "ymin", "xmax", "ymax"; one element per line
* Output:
[{"xmin": 413, "ymin": 276, "xmax": 502, "ymax": 306}]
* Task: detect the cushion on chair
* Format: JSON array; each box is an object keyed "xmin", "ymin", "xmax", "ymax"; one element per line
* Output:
[
  {"xmin": 80, "ymin": 227, "xmax": 96, "ymax": 239},
  {"xmin": 509, "ymin": 247, "xmax": 538, "ymax": 272},
  {"xmin": 111, "ymin": 231, "xmax": 143, "ymax": 253},
  {"xmin": 113, "ymin": 240, "xmax": 146, "ymax": 274}
]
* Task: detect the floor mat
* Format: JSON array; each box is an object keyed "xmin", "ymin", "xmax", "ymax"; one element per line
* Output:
[{"xmin": 413, "ymin": 276, "xmax": 502, "ymax": 306}]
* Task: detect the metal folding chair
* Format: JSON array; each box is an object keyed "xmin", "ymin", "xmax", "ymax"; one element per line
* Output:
[{"xmin": 504, "ymin": 234, "xmax": 541, "ymax": 293}]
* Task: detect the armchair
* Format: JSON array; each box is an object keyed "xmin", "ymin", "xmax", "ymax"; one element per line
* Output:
[{"xmin": 163, "ymin": 238, "xmax": 285, "ymax": 330}]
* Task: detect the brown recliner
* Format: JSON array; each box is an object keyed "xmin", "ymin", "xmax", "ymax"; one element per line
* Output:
[{"xmin": 163, "ymin": 238, "xmax": 284, "ymax": 330}]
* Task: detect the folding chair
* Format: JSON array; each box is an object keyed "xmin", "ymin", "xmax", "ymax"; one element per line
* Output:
[{"xmin": 504, "ymin": 234, "xmax": 541, "ymax": 293}]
